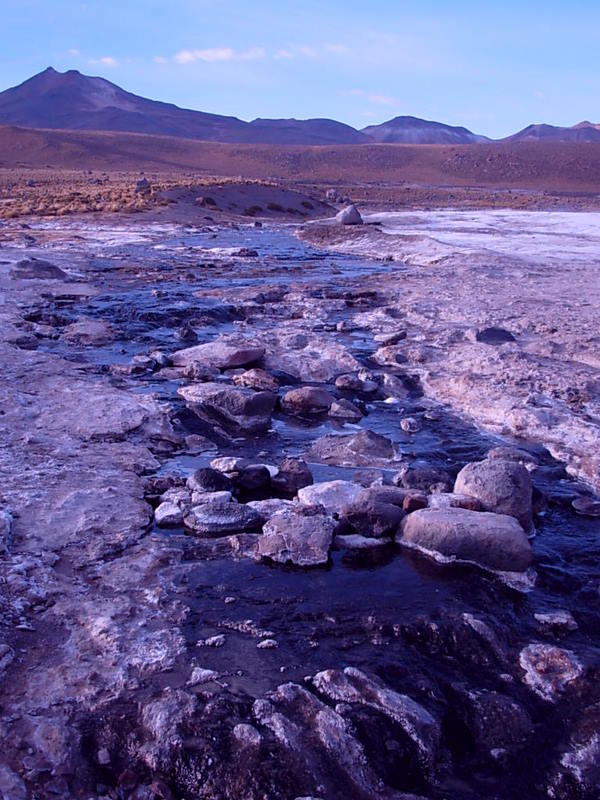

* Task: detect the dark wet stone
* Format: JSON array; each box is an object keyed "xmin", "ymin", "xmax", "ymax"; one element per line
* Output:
[
  {"xmin": 281, "ymin": 386, "xmax": 334, "ymax": 415},
  {"xmin": 476, "ymin": 327, "xmax": 516, "ymax": 344},
  {"xmin": 187, "ymin": 467, "xmax": 234, "ymax": 494},
  {"xmin": 340, "ymin": 492, "xmax": 403, "ymax": 539},
  {"xmin": 394, "ymin": 464, "xmax": 453, "ymax": 493},
  {"xmin": 271, "ymin": 457, "xmax": 313, "ymax": 496},
  {"xmin": 256, "ymin": 508, "xmax": 336, "ymax": 566},
  {"xmin": 10, "ymin": 257, "xmax": 68, "ymax": 280}
]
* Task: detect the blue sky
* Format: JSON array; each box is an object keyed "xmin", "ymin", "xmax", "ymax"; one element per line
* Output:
[{"xmin": 1, "ymin": 0, "xmax": 599, "ymax": 138}]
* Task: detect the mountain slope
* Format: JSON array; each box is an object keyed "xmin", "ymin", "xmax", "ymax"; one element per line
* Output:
[
  {"xmin": 505, "ymin": 121, "xmax": 600, "ymax": 143},
  {"xmin": 361, "ymin": 115, "xmax": 490, "ymax": 144},
  {"xmin": 0, "ymin": 67, "xmax": 367, "ymax": 145}
]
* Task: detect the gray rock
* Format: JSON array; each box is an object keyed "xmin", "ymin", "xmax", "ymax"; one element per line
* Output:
[
  {"xmin": 178, "ymin": 382, "xmax": 276, "ymax": 433},
  {"xmin": 172, "ymin": 339, "xmax": 265, "ymax": 370},
  {"xmin": 187, "ymin": 467, "xmax": 233, "ymax": 494},
  {"xmin": 311, "ymin": 667, "xmax": 440, "ymax": 776},
  {"xmin": 10, "ymin": 257, "xmax": 68, "ymax": 281},
  {"xmin": 341, "ymin": 490, "xmax": 403, "ymax": 538},
  {"xmin": 297, "ymin": 480, "xmax": 362, "ymax": 515},
  {"xmin": 184, "ymin": 500, "xmax": 262, "ymax": 537},
  {"xmin": 307, "ymin": 429, "xmax": 397, "ymax": 467},
  {"xmin": 0, "ymin": 509, "xmax": 13, "ymax": 554},
  {"xmin": 335, "ymin": 204, "xmax": 363, "ymax": 225},
  {"xmin": 154, "ymin": 502, "xmax": 184, "ymax": 527},
  {"xmin": 61, "ymin": 318, "xmax": 114, "ymax": 346},
  {"xmin": 328, "ymin": 398, "xmax": 363, "ymax": 421},
  {"xmin": 247, "ymin": 498, "xmax": 295, "ymax": 521},
  {"xmin": 271, "ymin": 457, "xmax": 313, "ymax": 496},
  {"xmin": 233, "ymin": 367, "xmax": 279, "ymax": 392},
  {"xmin": 256, "ymin": 508, "xmax": 336, "ymax": 566},
  {"xmin": 281, "ymin": 386, "xmax": 334, "ymax": 415},
  {"xmin": 454, "ymin": 458, "xmax": 534, "ymax": 533},
  {"xmin": 401, "ymin": 507, "xmax": 534, "ymax": 571}
]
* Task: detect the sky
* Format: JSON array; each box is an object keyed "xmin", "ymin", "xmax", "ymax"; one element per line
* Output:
[{"xmin": 1, "ymin": 0, "xmax": 599, "ymax": 138}]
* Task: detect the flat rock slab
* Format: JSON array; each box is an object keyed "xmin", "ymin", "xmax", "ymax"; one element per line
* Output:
[
  {"xmin": 184, "ymin": 500, "xmax": 262, "ymax": 537},
  {"xmin": 256, "ymin": 509, "xmax": 336, "ymax": 566},
  {"xmin": 306, "ymin": 429, "xmax": 397, "ymax": 468},
  {"xmin": 401, "ymin": 507, "xmax": 533, "ymax": 572},
  {"xmin": 178, "ymin": 382, "xmax": 276, "ymax": 432},
  {"xmin": 172, "ymin": 339, "xmax": 265, "ymax": 369},
  {"xmin": 298, "ymin": 480, "xmax": 362, "ymax": 515}
]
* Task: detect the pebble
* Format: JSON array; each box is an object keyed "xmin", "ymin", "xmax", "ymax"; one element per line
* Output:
[
  {"xmin": 197, "ymin": 635, "xmax": 226, "ymax": 648},
  {"xmin": 257, "ymin": 639, "xmax": 278, "ymax": 649}
]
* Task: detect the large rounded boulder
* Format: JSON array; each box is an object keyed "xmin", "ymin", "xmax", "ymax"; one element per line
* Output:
[
  {"xmin": 400, "ymin": 507, "xmax": 533, "ymax": 571},
  {"xmin": 454, "ymin": 458, "xmax": 534, "ymax": 533}
]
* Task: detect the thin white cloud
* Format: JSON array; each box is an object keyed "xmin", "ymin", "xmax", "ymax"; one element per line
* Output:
[
  {"xmin": 344, "ymin": 89, "xmax": 400, "ymax": 107},
  {"xmin": 153, "ymin": 56, "xmax": 168, "ymax": 64},
  {"xmin": 68, "ymin": 48, "xmax": 80, "ymax": 57},
  {"xmin": 173, "ymin": 47, "xmax": 265, "ymax": 64},
  {"xmin": 88, "ymin": 56, "xmax": 118, "ymax": 67}
]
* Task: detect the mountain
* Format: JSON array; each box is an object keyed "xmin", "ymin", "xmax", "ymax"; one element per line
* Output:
[
  {"xmin": 0, "ymin": 67, "xmax": 367, "ymax": 145},
  {"xmin": 361, "ymin": 115, "xmax": 490, "ymax": 144},
  {"xmin": 505, "ymin": 121, "xmax": 600, "ymax": 143}
]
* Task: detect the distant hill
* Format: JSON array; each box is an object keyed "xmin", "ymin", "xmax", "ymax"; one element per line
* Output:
[
  {"xmin": 504, "ymin": 121, "xmax": 600, "ymax": 143},
  {"xmin": 0, "ymin": 67, "xmax": 367, "ymax": 145},
  {"xmin": 361, "ymin": 115, "xmax": 490, "ymax": 144}
]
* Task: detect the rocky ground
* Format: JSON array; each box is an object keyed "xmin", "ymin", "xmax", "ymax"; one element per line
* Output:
[{"xmin": 0, "ymin": 197, "xmax": 598, "ymax": 800}]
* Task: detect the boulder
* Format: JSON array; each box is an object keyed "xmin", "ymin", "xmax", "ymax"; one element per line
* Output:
[
  {"xmin": 187, "ymin": 467, "xmax": 234, "ymax": 494},
  {"xmin": 341, "ymin": 490, "xmax": 404, "ymax": 539},
  {"xmin": 233, "ymin": 368, "xmax": 279, "ymax": 392},
  {"xmin": 247, "ymin": 498, "xmax": 295, "ymax": 522},
  {"xmin": 256, "ymin": 508, "xmax": 336, "ymax": 566},
  {"xmin": 271, "ymin": 457, "xmax": 313, "ymax": 496},
  {"xmin": 307, "ymin": 429, "xmax": 396, "ymax": 468},
  {"xmin": 178, "ymin": 383, "xmax": 276, "ymax": 433},
  {"xmin": 61, "ymin": 318, "xmax": 114, "ymax": 346},
  {"xmin": 154, "ymin": 502, "xmax": 184, "ymax": 527},
  {"xmin": 454, "ymin": 458, "xmax": 534, "ymax": 533},
  {"xmin": 328, "ymin": 398, "xmax": 363, "ymax": 422},
  {"xmin": 297, "ymin": 480, "xmax": 362, "ymax": 516},
  {"xmin": 184, "ymin": 500, "xmax": 262, "ymax": 537},
  {"xmin": 394, "ymin": 463, "xmax": 453, "ymax": 493},
  {"xmin": 400, "ymin": 507, "xmax": 534, "ymax": 571},
  {"xmin": 172, "ymin": 339, "xmax": 265, "ymax": 370},
  {"xmin": 281, "ymin": 386, "xmax": 334, "ymax": 415},
  {"xmin": 427, "ymin": 493, "xmax": 482, "ymax": 511},
  {"xmin": 335, "ymin": 205, "xmax": 363, "ymax": 225}
]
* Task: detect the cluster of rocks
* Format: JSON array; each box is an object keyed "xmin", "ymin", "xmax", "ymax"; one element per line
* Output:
[{"xmin": 154, "ymin": 444, "xmax": 535, "ymax": 573}]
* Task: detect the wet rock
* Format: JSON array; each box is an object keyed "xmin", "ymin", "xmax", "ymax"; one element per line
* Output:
[
  {"xmin": 187, "ymin": 667, "xmax": 219, "ymax": 686},
  {"xmin": 307, "ymin": 429, "xmax": 397, "ymax": 468},
  {"xmin": 176, "ymin": 321, "xmax": 198, "ymax": 343},
  {"xmin": 172, "ymin": 339, "xmax": 265, "ymax": 370},
  {"xmin": 10, "ymin": 257, "xmax": 69, "ymax": 280},
  {"xmin": 374, "ymin": 330, "xmax": 407, "ymax": 346},
  {"xmin": 400, "ymin": 416, "xmax": 422, "ymax": 433},
  {"xmin": 336, "ymin": 204, "xmax": 363, "ymax": 225},
  {"xmin": 311, "ymin": 667, "xmax": 440, "ymax": 777},
  {"xmin": 247, "ymin": 498, "xmax": 295, "ymax": 521},
  {"xmin": 261, "ymin": 336, "xmax": 360, "ymax": 382},
  {"xmin": 298, "ymin": 480, "xmax": 362, "ymax": 516},
  {"xmin": 401, "ymin": 508, "xmax": 534, "ymax": 571},
  {"xmin": 328, "ymin": 398, "xmax": 363, "ymax": 421},
  {"xmin": 236, "ymin": 464, "xmax": 272, "ymax": 497},
  {"xmin": 190, "ymin": 490, "xmax": 233, "ymax": 505},
  {"xmin": 233, "ymin": 723, "xmax": 262, "ymax": 749},
  {"xmin": 547, "ymin": 703, "xmax": 600, "ymax": 800},
  {"xmin": 571, "ymin": 496, "xmax": 600, "ymax": 517},
  {"xmin": 256, "ymin": 508, "xmax": 336, "ymax": 566},
  {"xmin": 534, "ymin": 610, "xmax": 578, "ymax": 633},
  {"xmin": 187, "ymin": 467, "xmax": 234, "ymax": 494},
  {"xmin": 178, "ymin": 382, "xmax": 276, "ymax": 433},
  {"xmin": 403, "ymin": 493, "xmax": 429, "ymax": 513},
  {"xmin": 447, "ymin": 685, "xmax": 533, "ymax": 753},
  {"xmin": 271, "ymin": 457, "xmax": 313, "ymax": 496},
  {"xmin": 257, "ymin": 638, "xmax": 278, "ymax": 649},
  {"xmin": 154, "ymin": 502, "xmax": 184, "ymax": 527},
  {"xmin": 519, "ymin": 643, "xmax": 583, "ymax": 701},
  {"xmin": 341, "ymin": 490, "xmax": 404, "ymax": 539},
  {"xmin": 233, "ymin": 367, "xmax": 279, "ymax": 392},
  {"xmin": 135, "ymin": 177, "xmax": 152, "ymax": 194},
  {"xmin": 61, "ymin": 317, "xmax": 114, "ymax": 346},
  {"xmin": 184, "ymin": 500, "xmax": 262, "ymax": 536},
  {"xmin": 394, "ymin": 464, "xmax": 453, "ymax": 493},
  {"xmin": 253, "ymin": 682, "xmax": 385, "ymax": 797},
  {"xmin": 381, "ymin": 373, "xmax": 411, "ymax": 400},
  {"xmin": 210, "ymin": 456, "xmax": 250, "ymax": 474},
  {"xmin": 373, "ymin": 345, "xmax": 407, "ymax": 366},
  {"xmin": 281, "ymin": 386, "xmax": 334, "ymax": 415},
  {"xmin": 454, "ymin": 458, "xmax": 534, "ymax": 533}
]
